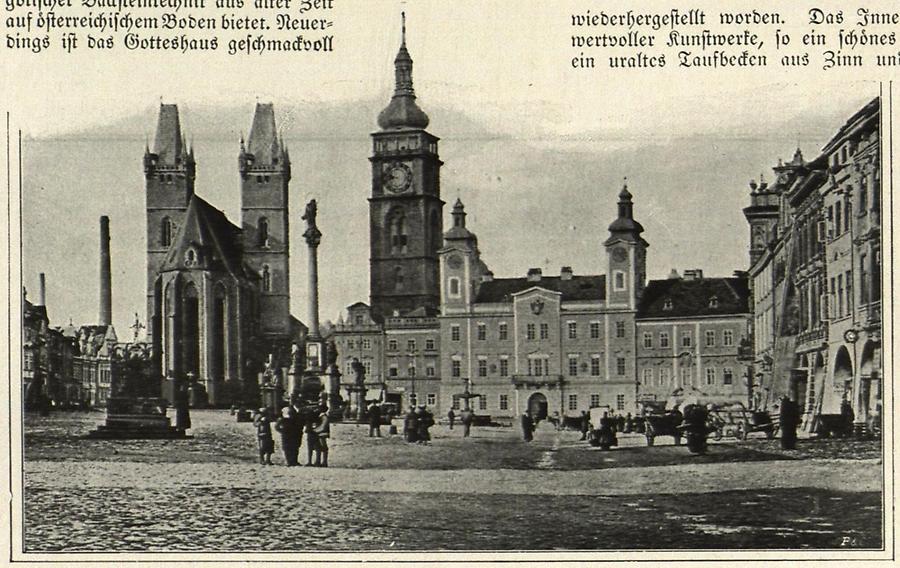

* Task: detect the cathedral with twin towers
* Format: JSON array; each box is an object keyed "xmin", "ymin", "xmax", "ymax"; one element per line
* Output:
[{"xmin": 144, "ymin": 101, "xmax": 300, "ymax": 406}]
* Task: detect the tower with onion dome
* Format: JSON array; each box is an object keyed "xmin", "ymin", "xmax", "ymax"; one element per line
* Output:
[{"xmin": 368, "ymin": 12, "xmax": 444, "ymax": 321}]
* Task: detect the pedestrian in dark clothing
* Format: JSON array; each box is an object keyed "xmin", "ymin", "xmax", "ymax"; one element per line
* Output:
[
  {"xmin": 368, "ymin": 402, "xmax": 382, "ymax": 437},
  {"xmin": 254, "ymin": 407, "xmax": 275, "ymax": 465},
  {"xmin": 275, "ymin": 406, "xmax": 301, "ymax": 466},
  {"xmin": 447, "ymin": 408, "xmax": 456, "ymax": 430},
  {"xmin": 594, "ymin": 412, "xmax": 618, "ymax": 449},
  {"xmin": 624, "ymin": 413, "xmax": 633, "ymax": 433},
  {"xmin": 404, "ymin": 406, "xmax": 419, "ymax": 443},
  {"xmin": 779, "ymin": 396, "xmax": 800, "ymax": 450},
  {"xmin": 682, "ymin": 404, "xmax": 709, "ymax": 455},
  {"xmin": 616, "ymin": 414, "xmax": 626, "ymax": 433},
  {"xmin": 173, "ymin": 375, "xmax": 191, "ymax": 432},
  {"xmin": 521, "ymin": 412, "xmax": 534, "ymax": 442},
  {"xmin": 840, "ymin": 399, "xmax": 855, "ymax": 438},
  {"xmin": 579, "ymin": 411, "xmax": 590, "ymax": 441},
  {"xmin": 304, "ymin": 414, "xmax": 319, "ymax": 466},
  {"xmin": 417, "ymin": 406, "xmax": 434, "ymax": 443},
  {"xmin": 314, "ymin": 404, "xmax": 330, "ymax": 467},
  {"xmin": 460, "ymin": 407, "xmax": 474, "ymax": 438}
]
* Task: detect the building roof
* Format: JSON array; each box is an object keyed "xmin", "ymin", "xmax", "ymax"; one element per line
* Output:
[
  {"xmin": 637, "ymin": 277, "xmax": 749, "ymax": 319},
  {"xmin": 475, "ymin": 275, "xmax": 606, "ymax": 303},
  {"xmin": 24, "ymin": 299, "xmax": 48, "ymax": 323},
  {"xmin": 160, "ymin": 194, "xmax": 246, "ymax": 278},
  {"xmin": 821, "ymin": 97, "xmax": 879, "ymax": 154}
]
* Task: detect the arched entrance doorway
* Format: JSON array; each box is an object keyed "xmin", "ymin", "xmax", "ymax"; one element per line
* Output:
[
  {"xmin": 833, "ymin": 345, "xmax": 853, "ymax": 400},
  {"xmin": 527, "ymin": 392, "xmax": 548, "ymax": 421},
  {"xmin": 858, "ymin": 341, "xmax": 878, "ymax": 428}
]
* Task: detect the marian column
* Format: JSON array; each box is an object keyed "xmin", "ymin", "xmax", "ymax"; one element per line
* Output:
[{"xmin": 302, "ymin": 200, "xmax": 324, "ymax": 371}]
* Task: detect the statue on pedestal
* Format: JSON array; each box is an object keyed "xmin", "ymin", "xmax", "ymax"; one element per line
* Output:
[
  {"xmin": 351, "ymin": 357, "xmax": 366, "ymax": 387},
  {"xmin": 261, "ymin": 353, "xmax": 276, "ymax": 386},
  {"xmin": 302, "ymin": 199, "xmax": 322, "ymax": 246},
  {"xmin": 289, "ymin": 343, "xmax": 302, "ymax": 375}
]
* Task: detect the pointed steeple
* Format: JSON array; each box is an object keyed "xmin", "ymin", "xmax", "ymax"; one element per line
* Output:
[
  {"xmin": 444, "ymin": 197, "xmax": 477, "ymax": 242},
  {"xmin": 377, "ymin": 12, "xmax": 430, "ymax": 130},
  {"xmin": 153, "ymin": 104, "xmax": 184, "ymax": 166},
  {"xmin": 451, "ymin": 198, "xmax": 466, "ymax": 228},
  {"xmin": 246, "ymin": 102, "xmax": 280, "ymax": 165}
]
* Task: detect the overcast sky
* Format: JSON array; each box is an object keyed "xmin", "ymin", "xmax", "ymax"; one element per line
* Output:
[{"xmin": 11, "ymin": 0, "xmax": 883, "ymax": 336}]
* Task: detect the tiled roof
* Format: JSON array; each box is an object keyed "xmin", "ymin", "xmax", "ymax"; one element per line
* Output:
[
  {"xmin": 637, "ymin": 277, "xmax": 749, "ymax": 319},
  {"xmin": 475, "ymin": 275, "xmax": 606, "ymax": 303}
]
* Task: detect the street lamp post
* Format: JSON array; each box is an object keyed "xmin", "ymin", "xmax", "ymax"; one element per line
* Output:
[
  {"xmin": 844, "ymin": 328, "xmax": 864, "ymax": 436},
  {"xmin": 677, "ymin": 351, "xmax": 694, "ymax": 390}
]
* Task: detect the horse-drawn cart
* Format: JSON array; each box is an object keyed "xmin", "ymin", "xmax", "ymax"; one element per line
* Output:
[
  {"xmin": 643, "ymin": 411, "xmax": 683, "ymax": 446},
  {"xmin": 709, "ymin": 403, "xmax": 779, "ymax": 440}
]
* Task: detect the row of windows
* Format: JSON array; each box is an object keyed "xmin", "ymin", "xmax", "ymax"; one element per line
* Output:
[
  {"xmin": 641, "ymin": 329, "xmax": 735, "ymax": 349},
  {"xmin": 407, "ymin": 393, "xmax": 438, "ymax": 407},
  {"xmin": 448, "ymin": 393, "xmax": 627, "ymax": 412},
  {"xmin": 569, "ymin": 393, "xmax": 627, "ymax": 411},
  {"xmin": 450, "ymin": 321, "xmax": 609, "ymax": 342},
  {"xmin": 346, "ymin": 339, "xmax": 373, "ymax": 350},
  {"xmin": 344, "ymin": 360, "xmax": 374, "ymax": 377},
  {"xmin": 640, "ymin": 366, "xmax": 734, "ymax": 386},
  {"xmin": 387, "ymin": 338, "xmax": 436, "ymax": 351},
  {"xmin": 388, "ymin": 364, "xmax": 437, "ymax": 378},
  {"xmin": 449, "ymin": 355, "xmax": 627, "ymax": 378}
]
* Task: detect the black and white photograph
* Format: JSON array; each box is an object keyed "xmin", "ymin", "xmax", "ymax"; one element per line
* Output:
[{"xmin": 5, "ymin": 0, "xmax": 895, "ymax": 562}]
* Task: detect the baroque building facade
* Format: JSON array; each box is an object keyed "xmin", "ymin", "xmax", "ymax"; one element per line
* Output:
[
  {"xmin": 745, "ymin": 98, "xmax": 881, "ymax": 435},
  {"xmin": 635, "ymin": 270, "xmax": 752, "ymax": 405},
  {"xmin": 435, "ymin": 188, "xmax": 645, "ymax": 421}
]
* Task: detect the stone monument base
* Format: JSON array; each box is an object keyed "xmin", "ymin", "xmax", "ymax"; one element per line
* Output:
[{"xmin": 87, "ymin": 397, "xmax": 190, "ymax": 439}]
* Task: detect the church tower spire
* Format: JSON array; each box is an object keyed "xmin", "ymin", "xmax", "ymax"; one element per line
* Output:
[
  {"xmin": 605, "ymin": 178, "xmax": 648, "ymax": 309},
  {"xmin": 240, "ymin": 102, "xmax": 291, "ymax": 338},
  {"xmin": 377, "ymin": 12, "xmax": 430, "ymax": 130},
  {"xmin": 369, "ymin": 12, "xmax": 444, "ymax": 320},
  {"xmin": 145, "ymin": 103, "xmax": 195, "ymax": 376}
]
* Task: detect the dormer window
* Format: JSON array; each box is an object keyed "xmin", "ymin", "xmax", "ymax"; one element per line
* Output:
[
  {"xmin": 709, "ymin": 296, "xmax": 719, "ymax": 309},
  {"xmin": 663, "ymin": 298, "xmax": 673, "ymax": 311}
]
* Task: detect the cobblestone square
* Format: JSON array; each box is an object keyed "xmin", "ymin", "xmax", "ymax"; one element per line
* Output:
[{"xmin": 22, "ymin": 410, "xmax": 884, "ymax": 552}]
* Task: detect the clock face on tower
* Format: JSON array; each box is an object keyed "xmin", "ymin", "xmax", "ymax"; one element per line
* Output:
[
  {"xmin": 612, "ymin": 247, "xmax": 627, "ymax": 262},
  {"xmin": 447, "ymin": 254, "xmax": 463, "ymax": 269},
  {"xmin": 384, "ymin": 163, "xmax": 412, "ymax": 193}
]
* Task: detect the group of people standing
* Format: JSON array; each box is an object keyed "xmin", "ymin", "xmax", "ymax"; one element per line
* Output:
[
  {"xmin": 403, "ymin": 405, "xmax": 436, "ymax": 443},
  {"xmin": 253, "ymin": 402, "xmax": 331, "ymax": 467}
]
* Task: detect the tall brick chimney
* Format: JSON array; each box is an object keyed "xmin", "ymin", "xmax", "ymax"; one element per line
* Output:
[
  {"xmin": 37, "ymin": 273, "xmax": 46, "ymax": 306},
  {"xmin": 99, "ymin": 216, "xmax": 112, "ymax": 326}
]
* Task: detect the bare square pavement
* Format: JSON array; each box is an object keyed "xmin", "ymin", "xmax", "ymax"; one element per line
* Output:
[{"xmin": 22, "ymin": 410, "xmax": 883, "ymax": 551}]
